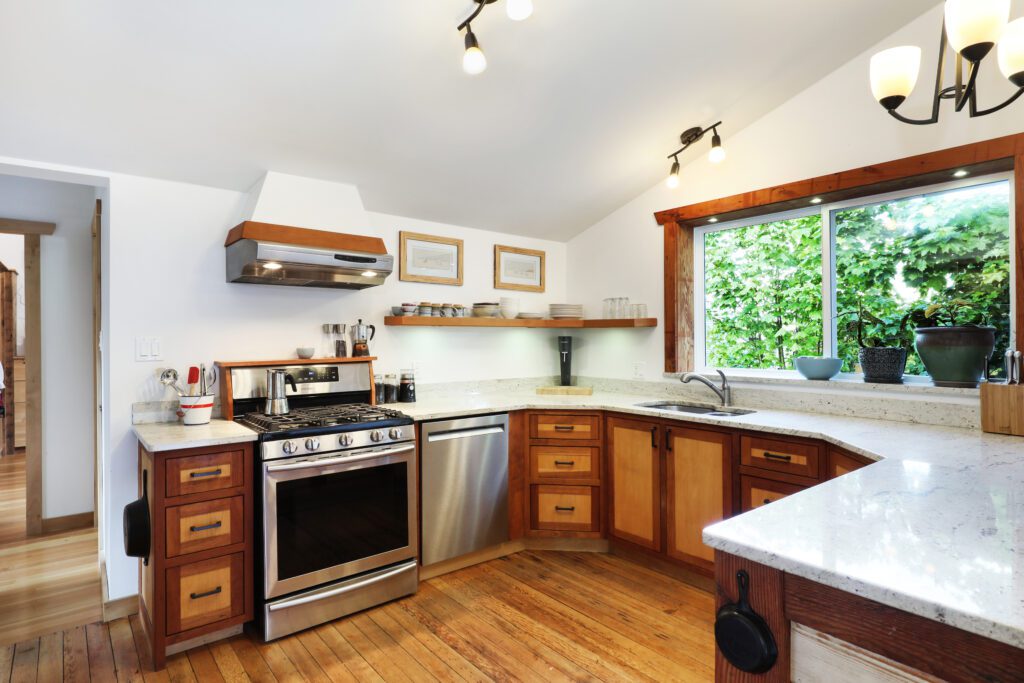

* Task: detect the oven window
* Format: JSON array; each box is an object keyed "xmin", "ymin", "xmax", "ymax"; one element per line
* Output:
[{"xmin": 275, "ymin": 462, "xmax": 409, "ymax": 582}]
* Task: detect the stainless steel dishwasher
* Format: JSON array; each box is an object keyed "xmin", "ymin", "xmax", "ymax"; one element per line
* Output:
[{"xmin": 420, "ymin": 413, "xmax": 509, "ymax": 566}]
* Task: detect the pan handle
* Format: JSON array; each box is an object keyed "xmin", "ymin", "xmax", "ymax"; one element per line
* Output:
[{"xmin": 736, "ymin": 570, "xmax": 751, "ymax": 610}]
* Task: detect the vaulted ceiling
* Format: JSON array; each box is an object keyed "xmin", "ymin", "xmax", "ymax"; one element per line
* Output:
[{"xmin": 0, "ymin": 1, "xmax": 936, "ymax": 239}]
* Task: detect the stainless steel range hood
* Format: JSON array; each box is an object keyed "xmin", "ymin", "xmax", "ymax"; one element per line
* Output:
[{"xmin": 225, "ymin": 222, "xmax": 393, "ymax": 289}]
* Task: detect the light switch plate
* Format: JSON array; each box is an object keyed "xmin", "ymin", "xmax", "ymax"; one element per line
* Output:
[
  {"xmin": 135, "ymin": 336, "xmax": 163, "ymax": 362},
  {"xmin": 632, "ymin": 362, "xmax": 646, "ymax": 380}
]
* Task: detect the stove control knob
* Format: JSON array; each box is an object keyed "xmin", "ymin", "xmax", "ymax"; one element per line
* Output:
[
  {"xmin": 339, "ymin": 434, "xmax": 354, "ymax": 447},
  {"xmin": 370, "ymin": 429, "xmax": 385, "ymax": 443},
  {"xmin": 305, "ymin": 438, "xmax": 320, "ymax": 452},
  {"xmin": 281, "ymin": 440, "xmax": 298, "ymax": 455},
  {"xmin": 388, "ymin": 427, "xmax": 403, "ymax": 440}
]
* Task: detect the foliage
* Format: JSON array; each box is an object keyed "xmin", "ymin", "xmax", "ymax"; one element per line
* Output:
[
  {"xmin": 922, "ymin": 296, "xmax": 979, "ymax": 326},
  {"xmin": 703, "ymin": 181, "xmax": 1011, "ymax": 376}
]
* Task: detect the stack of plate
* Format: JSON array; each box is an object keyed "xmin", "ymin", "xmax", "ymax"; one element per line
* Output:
[{"xmin": 549, "ymin": 304, "xmax": 584, "ymax": 319}]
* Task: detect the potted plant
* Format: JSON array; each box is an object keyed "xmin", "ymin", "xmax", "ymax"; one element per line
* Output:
[
  {"xmin": 841, "ymin": 300, "xmax": 913, "ymax": 383},
  {"xmin": 914, "ymin": 297, "xmax": 995, "ymax": 388}
]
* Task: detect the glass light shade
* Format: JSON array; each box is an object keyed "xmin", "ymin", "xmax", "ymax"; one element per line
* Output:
[
  {"xmin": 708, "ymin": 135, "xmax": 726, "ymax": 164},
  {"xmin": 998, "ymin": 17, "xmax": 1024, "ymax": 86},
  {"xmin": 463, "ymin": 46, "xmax": 487, "ymax": 75},
  {"xmin": 665, "ymin": 173, "xmax": 680, "ymax": 189},
  {"xmin": 870, "ymin": 46, "xmax": 922, "ymax": 109},
  {"xmin": 507, "ymin": 0, "xmax": 533, "ymax": 21},
  {"xmin": 945, "ymin": 0, "xmax": 1010, "ymax": 60}
]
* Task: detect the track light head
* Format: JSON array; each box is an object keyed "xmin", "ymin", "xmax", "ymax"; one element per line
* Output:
[{"xmin": 463, "ymin": 27, "xmax": 487, "ymax": 75}]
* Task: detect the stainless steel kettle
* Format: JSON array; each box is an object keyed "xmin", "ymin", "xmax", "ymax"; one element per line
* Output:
[{"xmin": 265, "ymin": 369, "xmax": 297, "ymax": 415}]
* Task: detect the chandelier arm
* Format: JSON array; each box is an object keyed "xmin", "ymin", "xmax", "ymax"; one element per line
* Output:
[
  {"xmin": 971, "ymin": 87, "xmax": 1024, "ymax": 117},
  {"xmin": 457, "ymin": 1, "xmax": 489, "ymax": 32},
  {"xmin": 887, "ymin": 108, "xmax": 940, "ymax": 126},
  {"xmin": 666, "ymin": 121, "xmax": 722, "ymax": 159},
  {"xmin": 955, "ymin": 59, "xmax": 980, "ymax": 112}
]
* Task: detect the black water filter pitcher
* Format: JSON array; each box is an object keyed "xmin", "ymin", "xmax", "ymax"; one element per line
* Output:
[{"xmin": 559, "ymin": 336, "xmax": 573, "ymax": 386}]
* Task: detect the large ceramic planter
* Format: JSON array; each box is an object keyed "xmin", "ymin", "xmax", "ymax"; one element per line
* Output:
[
  {"xmin": 858, "ymin": 347, "xmax": 907, "ymax": 384},
  {"xmin": 915, "ymin": 326, "xmax": 995, "ymax": 388}
]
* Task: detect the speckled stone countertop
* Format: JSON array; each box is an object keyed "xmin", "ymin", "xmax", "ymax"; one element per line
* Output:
[
  {"xmin": 133, "ymin": 419, "xmax": 258, "ymax": 452},
  {"xmin": 133, "ymin": 387, "xmax": 1024, "ymax": 649}
]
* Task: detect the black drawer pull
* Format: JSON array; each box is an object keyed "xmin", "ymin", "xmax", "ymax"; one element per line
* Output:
[
  {"xmin": 762, "ymin": 452, "xmax": 792, "ymax": 463},
  {"xmin": 553, "ymin": 425, "xmax": 575, "ymax": 432},
  {"xmin": 190, "ymin": 468, "xmax": 223, "ymax": 479},
  {"xmin": 554, "ymin": 505, "xmax": 576, "ymax": 512},
  {"xmin": 189, "ymin": 521, "xmax": 222, "ymax": 533},
  {"xmin": 650, "ymin": 426, "xmax": 657, "ymax": 448},
  {"xmin": 190, "ymin": 586, "xmax": 222, "ymax": 600},
  {"xmin": 762, "ymin": 498, "xmax": 773, "ymax": 505},
  {"xmin": 553, "ymin": 460, "xmax": 576, "ymax": 466}
]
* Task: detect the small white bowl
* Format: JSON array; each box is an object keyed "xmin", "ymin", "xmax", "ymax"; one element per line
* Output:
[{"xmin": 297, "ymin": 347, "xmax": 315, "ymax": 359}]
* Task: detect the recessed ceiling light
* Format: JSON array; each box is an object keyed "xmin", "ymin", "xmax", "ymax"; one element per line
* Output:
[
  {"xmin": 810, "ymin": 197, "xmax": 823, "ymax": 204},
  {"xmin": 708, "ymin": 217, "xmax": 719, "ymax": 223},
  {"xmin": 953, "ymin": 169, "xmax": 969, "ymax": 177}
]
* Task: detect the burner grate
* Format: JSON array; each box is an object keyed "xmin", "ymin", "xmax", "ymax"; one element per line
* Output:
[{"xmin": 237, "ymin": 403, "xmax": 410, "ymax": 433}]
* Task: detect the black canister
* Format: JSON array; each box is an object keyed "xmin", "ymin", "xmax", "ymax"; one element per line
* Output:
[
  {"xmin": 399, "ymin": 369, "xmax": 416, "ymax": 403},
  {"xmin": 559, "ymin": 336, "xmax": 573, "ymax": 386}
]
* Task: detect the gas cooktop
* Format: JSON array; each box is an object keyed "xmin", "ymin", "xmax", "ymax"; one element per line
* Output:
[{"xmin": 237, "ymin": 403, "xmax": 413, "ymax": 436}]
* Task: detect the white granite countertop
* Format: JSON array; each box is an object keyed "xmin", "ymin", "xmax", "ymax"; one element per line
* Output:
[{"xmin": 133, "ymin": 419, "xmax": 258, "ymax": 452}]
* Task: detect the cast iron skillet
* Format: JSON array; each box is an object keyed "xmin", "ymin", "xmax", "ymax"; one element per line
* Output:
[
  {"xmin": 714, "ymin": 569, "xmax": 778, "ymax": 673},
  {"xmin": 123, "ymin": 469, "xmax": 150, "ymax": 566}
]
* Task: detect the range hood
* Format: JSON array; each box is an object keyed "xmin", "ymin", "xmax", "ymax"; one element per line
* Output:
[{"xmin": 225, "ymin": 221, "xmax": 394, "ymax": 289}]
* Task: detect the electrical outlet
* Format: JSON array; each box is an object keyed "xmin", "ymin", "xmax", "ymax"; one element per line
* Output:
[
  {"xmin": 135, "ymin": 336, "xmax": 163, "ymax": 362},
  {"xmin": 632, "ymin": 361, "xmax": 646, "ymax": 380}
]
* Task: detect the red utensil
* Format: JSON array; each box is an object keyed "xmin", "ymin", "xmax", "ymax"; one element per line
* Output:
[{"xmin": 186, "ymin": 366, "xmax": 200, "ymax": 396}]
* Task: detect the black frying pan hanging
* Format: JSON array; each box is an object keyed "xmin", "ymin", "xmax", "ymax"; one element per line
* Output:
[
  {"xmin": 123, "ymin": 469, "xmax": 151, "ymax": 566},
  {"xmin": 714, "ymin": 569, "xmax": 778, "ymax": 673}
]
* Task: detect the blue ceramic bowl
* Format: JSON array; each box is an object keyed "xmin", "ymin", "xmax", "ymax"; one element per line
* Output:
[{"xmin": 795, "ymin": 356, "xmax": 843, "ymax": 380}]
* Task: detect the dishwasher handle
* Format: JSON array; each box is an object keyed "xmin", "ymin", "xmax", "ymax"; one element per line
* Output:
[{"xmin": 425, "ymin": 425, "xmax": 506, "ymax": 443}]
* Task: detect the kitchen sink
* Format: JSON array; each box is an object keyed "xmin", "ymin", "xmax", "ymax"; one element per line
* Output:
[{"xmin": 637, "ymin": 401, "xmax": 755, "ymax": 417}]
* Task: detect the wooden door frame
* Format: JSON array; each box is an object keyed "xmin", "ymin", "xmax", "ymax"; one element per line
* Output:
[{"xmin": 655, "ymin": 132, "xmax": 1024, "ymax": 373}]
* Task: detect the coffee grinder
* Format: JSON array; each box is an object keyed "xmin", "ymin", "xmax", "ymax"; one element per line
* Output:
[{"xmin": 558, "ymin": 336, "xmax": 573, "ymax": 386}]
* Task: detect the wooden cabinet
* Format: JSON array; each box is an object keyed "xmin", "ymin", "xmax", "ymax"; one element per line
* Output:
[
  {"xmin": 665, "ymin": 426, "xmax": 732, "ymax": 569},
  {"xmin": 827, "ymin": 447, "xmax": 873, "ymax": 478},
  {"xmin": 741, "ymin": 474, "xmax": 805, "ymax": 512},
  {"xmin": 525, "ymin": 411, "xmax": 603, "ymax": 538},
  {"xmin": 138, "ymin": 441, "xmax": 254, "ymax": 670},
  {"xmin": 12, "ymin": 357, "xmax": 24, "ymax": 449},
  {"xmin": 606, "ymin": 416, "xmax": 662, "ymax": 551}
]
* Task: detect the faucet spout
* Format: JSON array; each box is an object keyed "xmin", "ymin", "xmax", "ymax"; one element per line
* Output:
[{"xmin": 680, "ymin": 369, "xmax": 731, "ymax": 407}]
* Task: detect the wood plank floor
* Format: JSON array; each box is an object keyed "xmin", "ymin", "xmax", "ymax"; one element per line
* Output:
[
  {"xmin": 0, "ymin": 453, "xmax": 103, "ymax": 647},
  {"xmin": 0, "ymin": 550, "xmax": 716, "ymax": 681}
]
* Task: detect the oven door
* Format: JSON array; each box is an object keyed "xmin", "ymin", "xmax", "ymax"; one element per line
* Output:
[{"xmin": 263, "ymin": 443, "xmax": 417, "ymax": 599}]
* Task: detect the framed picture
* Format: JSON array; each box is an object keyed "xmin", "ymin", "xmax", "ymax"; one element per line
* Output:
[
  {"xmin": 494, "ymin": 245, "xmax": 545, "ymax": 292},
  {"xmin": 399, "ymin": 231, "xmax": 463, "ymax": 286}
]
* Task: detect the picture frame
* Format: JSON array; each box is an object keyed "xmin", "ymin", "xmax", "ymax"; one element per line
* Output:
[
  {"xmin": 399, "ymin": 231, "xmax": 463, "ymax": 286},
  {"xmin": 494, "ymin": 244, "xmax": 545, "ymax": 292}
]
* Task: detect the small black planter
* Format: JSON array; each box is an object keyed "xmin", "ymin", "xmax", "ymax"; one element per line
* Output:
[
  {"xmin": 858, "ymin": 347, "xmax": 907, "ymax": 384},
  {"xmin": 915, "ymin": 326, "xmax": 995, "ymax": 388}
]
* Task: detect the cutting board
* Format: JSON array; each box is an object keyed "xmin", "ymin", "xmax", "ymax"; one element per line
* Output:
[{"xmin": 536, "ymin": 386, "xmax": 593, "ymax": 396}]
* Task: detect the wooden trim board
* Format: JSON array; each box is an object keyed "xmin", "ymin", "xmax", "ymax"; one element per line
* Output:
[
  {"xmin": 40, "ymin": 511, "xmax": 94, "ymax": 534},
  {"xmin": 0, "ymin": 217, "xmax": 56, "ymax": 236},
  {"xmin": 223, "ymin": 221, "xmax": 386, "ymax": 254},
  {"xmin": 384, "ymin": 316, "xmax": 657, "ymax": 329},
  {"xmin": 24, "ymin": 234, "xmax": 41, "ymax": 536}
]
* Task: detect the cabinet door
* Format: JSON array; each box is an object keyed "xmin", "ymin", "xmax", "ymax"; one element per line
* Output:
[
  {"xmin": 827, "ymin": 448, "xmax": 873, "ymax": 479},
  {"xmin": 666, "ymin": 427, "xmax": 732, "ymax": 567},
  {"xmin": 606, "ymin": 417, "xmax": 662, "ymax": 551}
]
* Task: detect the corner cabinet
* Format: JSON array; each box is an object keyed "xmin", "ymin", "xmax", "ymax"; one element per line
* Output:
[
  {"xmin": 606, "ymin": 416, "xmax": 662, "ymax": 551},
  {"xmin": 665, "ymin": 426, "xmax": 732, "ymax": 570}
]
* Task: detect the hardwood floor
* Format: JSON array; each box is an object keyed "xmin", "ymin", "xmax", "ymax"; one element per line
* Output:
[
  {"xmin": 0, "ymin": 550, "xmax": 716, "ymax": 681},
  {"xmin": 0, "ymin": 452, "xmax": 102, "ymax": 647}
]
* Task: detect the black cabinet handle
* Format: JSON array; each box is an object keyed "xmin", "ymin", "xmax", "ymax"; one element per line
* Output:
[
  {"xmin": 554, "ymin": 506, "xmax": 576, "ymax": 512},
  {"xmin": 762, "ymin": 452, "xmax": 792, "ymax": 463},
  {"xmin": 553, "ymin": 425, "xmax": 575, "ymax": 432},
  {"xmin": 650, "ymin": 426, "xmax": 657, "ymax": 448},
  {"xmin": 190, "ymin": 586, "xmax": 222, "ymax": 600},
  {"xmin": 763, "ymin": 498, "xmax": 773, "ymax": 505},
  {"xmin": 553, "ymin": 460, "xmax": 575, "ymax": 466},
  {"xmin": 666, "ymin": 428, "xmax": 673, "ymax": 451},
  {"xmin": 190, "ymin": 469, "xmax": 222, "ymax": 479},
  {"xmin": 189, "ymin": 521, "xmax": 222, "ymax": 533}
]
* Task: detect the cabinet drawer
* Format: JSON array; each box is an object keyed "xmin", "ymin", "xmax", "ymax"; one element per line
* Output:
[
  {"xmin": 531, "ymin": 485, "xmax": 598, "ymax": 531},
  {"xmin": 741, "ymin": 475, "xmax": 805, "ymax": 512},
  {"xmin": 166, "ymin": 553, "xmax": 244, "ymax": 635},
  {"xmin": 530, "ymin": 414, "xmax": 599, "ymax": 441},
  {"xmin": 828, "ymin": 448, "xmax": 873, "ymax": 479},
  {"xmin": 530, "ymin": 446, "xmax": 599, "ymax": 482},
  {"xmin": 165, "ymin": 450, "xmax": 244, "ymax": 498},
  {"xmin": 741, "ymin": 435, "xmax": 820, "ymax": 480},
  {"xmin": 166, "ymin": 496, "xmax": 244, "ymax": 558}
]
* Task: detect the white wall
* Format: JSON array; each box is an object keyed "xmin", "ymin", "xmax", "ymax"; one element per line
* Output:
[
  {"xmin": 568, "ymin": 4, "xmax": 1024, "ymax": 380},
  {"xmin": 0, "ymin": 175, "xmax": 96, "ymax": 519},
  {"xmin": 0, "ymin": 234, "xmax": 25, "ymax": 355}
]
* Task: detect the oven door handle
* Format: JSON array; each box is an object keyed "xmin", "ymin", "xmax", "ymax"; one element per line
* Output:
[
  {"xmin": 265, "ymin": 444, "xmax": 415, "ymax": 472},
  {"xmin": 267, "ymin": 561, "xmax": 416, "ymax": 612}
]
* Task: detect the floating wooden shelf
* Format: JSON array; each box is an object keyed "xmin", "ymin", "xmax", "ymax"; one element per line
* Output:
[{"xmin": 383, "ymin": 316, "xmax": 657, "ymax": 329}]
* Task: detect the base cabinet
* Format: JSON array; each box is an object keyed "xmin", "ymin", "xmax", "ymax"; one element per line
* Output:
[{"xmin": 606, "ymin": 416, "xmax": 662, "ymax": 551}]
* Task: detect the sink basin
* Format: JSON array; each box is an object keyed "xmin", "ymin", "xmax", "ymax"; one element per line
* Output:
[{"xmin": 638, "ymin": 401, "xmax": 755, "ymax": 417}]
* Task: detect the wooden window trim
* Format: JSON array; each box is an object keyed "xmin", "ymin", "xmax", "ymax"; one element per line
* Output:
[{"xmin": 656, "ymin": 132, "xmax": 1024, "ymax": 373}]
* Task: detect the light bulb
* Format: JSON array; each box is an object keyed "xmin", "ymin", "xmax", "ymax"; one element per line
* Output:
[
  {"xmin": 463, "ymin": 29, "xmax": 487, "ymax": 75},
  {"xmin": 262, "ymin": 262, "xmax": 283, "ymax": 271},
  {"xmin": 945, "ymin": 0, "xmax": 1010, "ymax": 62},
  {"xmin": 998, "ymin": 17, "xmax": 1024, "ymax": 86},
  {"xmin": 708, "ymin": 132, "xmax": 726, "ymax": 164},
  {"xmin": 666, "ymin": 159, "xmax": 680, "ymax": 189},
  {"xmin": 870, "ymin": 46, "xmax": 922, "ymax": 110},
  {"xmin": 507, "ymin": 0, "xmax": 533, "ymax": 21}
]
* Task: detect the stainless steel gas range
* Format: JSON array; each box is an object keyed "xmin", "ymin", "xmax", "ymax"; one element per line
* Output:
[{"xmin": 228, "ymin": 363, "xmax": 418, "ymax": 641}]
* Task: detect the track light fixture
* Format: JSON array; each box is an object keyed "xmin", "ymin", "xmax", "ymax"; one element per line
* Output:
[
  {"xmin": 869, "ymin": 0, "xmax": 1024, "ymax": 125},
  {"xmin": 664, "ymin": 122, "xmax": 725, "ymax": 189},
  {"xmin": 457, "ymin": 0, "xmax": 533, "ymax": 75}
]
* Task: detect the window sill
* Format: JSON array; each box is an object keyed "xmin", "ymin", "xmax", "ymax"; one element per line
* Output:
[{"xmin": 664, "ymin": 369, "xmax": 980, "ymax": 398}]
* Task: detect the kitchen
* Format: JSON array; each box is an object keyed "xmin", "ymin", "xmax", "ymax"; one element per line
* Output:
[{"xmin": 2, "ymin": 1, "xmax": 1024, "ymax": 681}]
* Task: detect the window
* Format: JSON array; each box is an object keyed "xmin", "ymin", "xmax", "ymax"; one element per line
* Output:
[{"xmin": 695, "ymin": 175, "xmax": 1014, "ymax": 378}]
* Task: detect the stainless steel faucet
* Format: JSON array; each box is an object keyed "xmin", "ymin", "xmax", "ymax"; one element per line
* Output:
[{"xmin": 680, "ymin": 369, "xmax": 731, "ymax": 407}]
